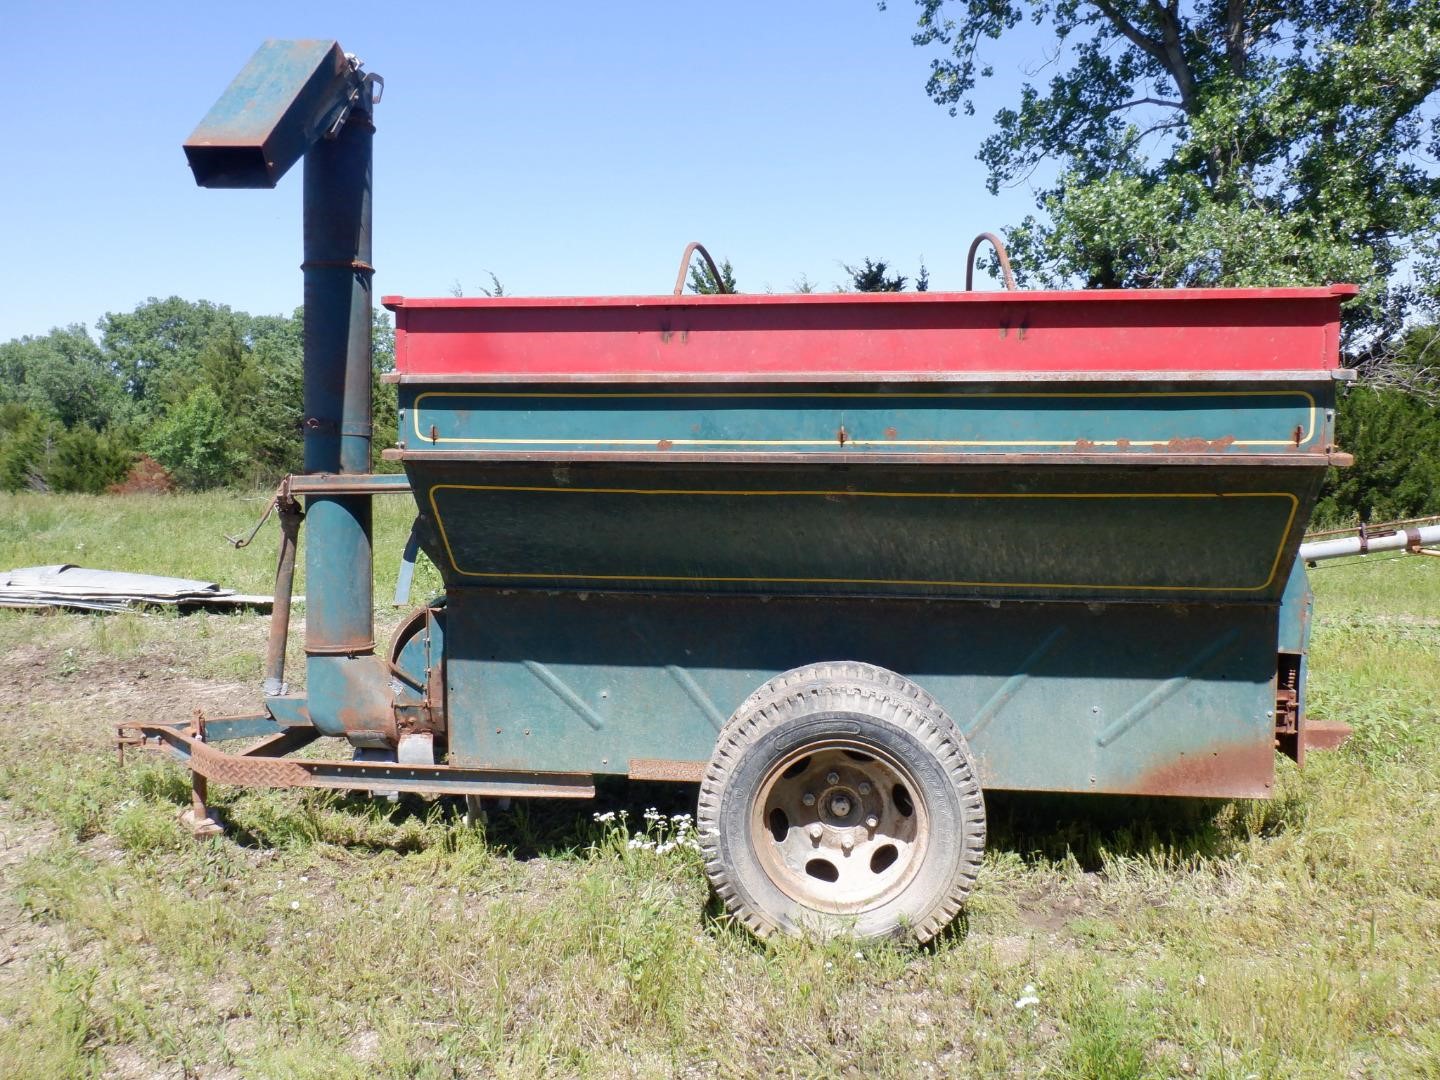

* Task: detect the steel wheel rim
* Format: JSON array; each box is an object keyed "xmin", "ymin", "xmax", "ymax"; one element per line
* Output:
[{"xmin": 749, "ymin": 739, "xmax": 931, "ymax": 915}]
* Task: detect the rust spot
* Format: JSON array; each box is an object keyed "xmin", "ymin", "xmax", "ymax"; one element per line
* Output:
[
  {"xmin": 1074, "ymin": 438, "xmax": 1096, "ymax": 451},
  {"xmin": 837, "ymin": 426, "xmax": 848, "ymax": 446},
  {"xmin": 1161, "ymin": 435, "xmax": 1235, "ymax": 453},
  {"xmin": 656, "ymin": 439, "xmax": 673, "ymax": 451},
  {"xmin": 1301, "ymin": 718, "xmax": 1352, "ymax": 754},
  {"xmin": 1292, "ymin": 424, "xmax": 1304, "ymax": 447},
  {"xmin": 1115, "ymin": 438, "xmax": 1131, "ymax": 450},
  {"xmin": 1162, "ymin": 437, "xmax": 1208, "ymax": 453},
  {"xmin": 884, "ymin": 427, "xmax": 898, "ymax": 440},
  {"xmin": 1121, "ymin": 743, "xmax": 1273, "ymax": 799},
  {"xmin": 628, "ymin": 758, "xmax": 706, "ymax": 782},
  {"xmin": 1158, "ymin": 438, "xmax": 1202, "ymax": 453}
]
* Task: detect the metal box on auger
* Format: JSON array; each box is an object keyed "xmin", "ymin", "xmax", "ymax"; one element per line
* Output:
[{"xmin": 121, "ymin": 39, "xmax": 1355, "ymax": 943}]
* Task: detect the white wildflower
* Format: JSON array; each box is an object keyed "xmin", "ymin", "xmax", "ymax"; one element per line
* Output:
[{"xmin": 1014, "ymin": 984, "xmax": 1039, "ymax": 1009}]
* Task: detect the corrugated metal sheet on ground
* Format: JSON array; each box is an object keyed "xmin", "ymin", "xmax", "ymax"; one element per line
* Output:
[{"xmin": 0, "ymin": 565, "xmax": 274, "ymax": 612}]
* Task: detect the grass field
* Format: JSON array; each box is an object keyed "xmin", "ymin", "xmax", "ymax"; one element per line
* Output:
[{"xmin": 0, "ymin": 493, "xmax": 1437, "ymax": 1078}]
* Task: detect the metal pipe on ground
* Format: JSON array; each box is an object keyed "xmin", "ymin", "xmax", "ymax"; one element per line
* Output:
[{"xmin": 1298, "ymin": 523, "xmax": 1440, "ymax": 563}]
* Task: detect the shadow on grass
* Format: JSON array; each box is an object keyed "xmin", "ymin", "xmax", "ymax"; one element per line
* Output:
[
  {"xmin": 191, "ymin": 774, "xmax": 1272, "ymax": 870},
  {"xmin": 188, "ymin": 775, "xmax": 699, "ymax": 859},
  {"xmin": 983, "ymin": 790, "xmax": 1245, "ymax": 872},
  {"xmin": 487, "ymin": 783, "xmax": 1265, "ymax": 871},
  {"xmin": 481, "ymin": 776, "xmax": 698, "ymax": 860}
]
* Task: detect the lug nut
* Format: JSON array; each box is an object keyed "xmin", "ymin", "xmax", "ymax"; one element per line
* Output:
[
  {"xmin": 841, "ymin": 836, "xmax": 854, "ymax": 854},
  {"xmin": 809, "ymin": 824, "xmax": 823, "ymax": 842},
  {"xmin": 802, "ymin": 792, "xmax": 816, "ymax": 807},
  {"xmin": 826, "ymin": 771, "xmax": 840, "ymax": 785},
  {"xmin": 858, "ymin": 781, "xmax": 871, "ymax": 795},
  {"xmin": 865, "ymin": 814, "xmax": 878, "ymax": 829}
]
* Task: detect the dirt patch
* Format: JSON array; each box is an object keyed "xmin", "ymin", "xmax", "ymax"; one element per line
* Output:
[
  {"xmin": 0, "ymin": 614, "xmax": 267, "ymax": 755},
  {"xmin": 1012, "ymin": 874, "xmax": 1102, "ymax": 935}
]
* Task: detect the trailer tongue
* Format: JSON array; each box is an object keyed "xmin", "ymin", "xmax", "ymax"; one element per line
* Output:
[{"xmin": 121, "ymin": 38, "xmax": 1355, "ymax": 942}]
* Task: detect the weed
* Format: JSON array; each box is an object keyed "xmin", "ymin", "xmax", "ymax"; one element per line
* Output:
[
  {"xmin": 1060, "ymin": 977, "xmax": 1157, "ymax": 1080},
  {"xmin": 0, "ymin": 956, "xmax": 105, "ymax": 1080}
]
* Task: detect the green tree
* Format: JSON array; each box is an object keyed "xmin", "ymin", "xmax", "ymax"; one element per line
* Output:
[
  {"xmin": 1317, "ymin": 324, "xmax": 1440, "ymax": 522},
  {"xmin": 0, "ymin": 326, "xmax": 128, "ymax": 430},
  {"xmin": 372, "ymin": 309, "xmax": 401, "ymax": 473},
  {"xmin": 43, "ymin": 426, "xmax": 133, "ymax": 494},
  {"xmin": 842, "ymin": 258, "xmax": 931, "ymax": 292},
  {"xmin": 143, "ymin": 386, "xmax": 246, "ymax": 490},
  {"xmin": 688, "ymin": 257, "xmax": 738, "ymax": 295},
  {"xmin": 1316, "ymin": 385, "xmax": 1440, "ymax": 524},
  {"xmin": 247, "ymin": 309, "xmax": 306, "ymax": 478},
  {"xmin": 898, "ymin": 0, "xmax": 1440, "ymax": 363},
  {"xmin": 847, "ymin": 258, "xmax": 907, "ymax": 292},
  {"xmin": 0, "ymin": 407, "xmax": 58, "ymax": 492},
  {"xmin": 97, "ymin": 297, "xmax": 240, "ymax": 417}
]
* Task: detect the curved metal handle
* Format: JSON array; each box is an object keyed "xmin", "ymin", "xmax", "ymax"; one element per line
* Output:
[
  {"xmin": 965, "ymin": 232, "xmax": 1018, "ymax": 292},
  {"xmin": 673, "ymin": 241, "xmax": 732, "ymax": 296}
]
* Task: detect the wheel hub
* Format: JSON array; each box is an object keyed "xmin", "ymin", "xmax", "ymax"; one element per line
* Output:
[{"xmin": 751, "ymin": 741, "xmax": 929, "ymax": 915}]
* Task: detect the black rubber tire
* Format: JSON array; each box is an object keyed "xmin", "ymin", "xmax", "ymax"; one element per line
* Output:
[{"xmin": 698, "ymin": 661, "xmax": 986, "ymax": 942}]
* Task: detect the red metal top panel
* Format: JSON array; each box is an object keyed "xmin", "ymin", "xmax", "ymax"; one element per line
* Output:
[{"xmin": 383, "ymin": 286, "xmax": 1354, "ymax": 379}]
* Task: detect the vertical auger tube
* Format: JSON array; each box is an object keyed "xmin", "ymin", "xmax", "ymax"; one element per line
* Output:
[
  {"xmin": 182, "ymin": 42, "xmax": 393, "ymax": 748},
  {"xmin": 301, "ymin": 108, "xmax": 384, "ymax": 741}
]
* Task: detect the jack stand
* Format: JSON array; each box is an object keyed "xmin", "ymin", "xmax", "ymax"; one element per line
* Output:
[{"xmin": 179, "ymin": 712, "xmax": 224, "ymax": 838}]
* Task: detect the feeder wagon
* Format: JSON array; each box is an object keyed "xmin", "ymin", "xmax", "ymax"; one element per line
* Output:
[{"xmin": 121, "ymin": 40, "xmax": 1355, "ymax": 942}]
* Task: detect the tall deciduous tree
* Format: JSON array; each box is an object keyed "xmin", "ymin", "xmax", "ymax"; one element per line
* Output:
[
  {"xmin": 0, "ymin": 326, "xmax": 129, "ymax": 430},
  {"xmin": 97, "ymin": 297, "xmax": 240, "ymax": 416},
  {"xmin": 897, "ymin": 0, "xmax": 1440, "ymax": 370}
]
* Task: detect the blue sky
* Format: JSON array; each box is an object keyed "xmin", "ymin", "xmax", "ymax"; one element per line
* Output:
[{"xmin": 1, "ymin": 1, "xmax": 1053, "ymax": 341}]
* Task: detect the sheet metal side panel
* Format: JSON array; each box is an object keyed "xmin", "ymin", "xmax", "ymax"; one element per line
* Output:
[
  {"xmin": 444, "ymin": 590, "xmax": 1277, "ymax": 798},
  {"xmin": 385, "ymin": 290, "xmax": 1348, "ymax": 377},
  {"xmin": 399, "ymin": 383, "xmax": 1330, "ymax": 454},
  {"xmin": 405, "ymin": 460, "xmax": 1325, "ymax": 603}
]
